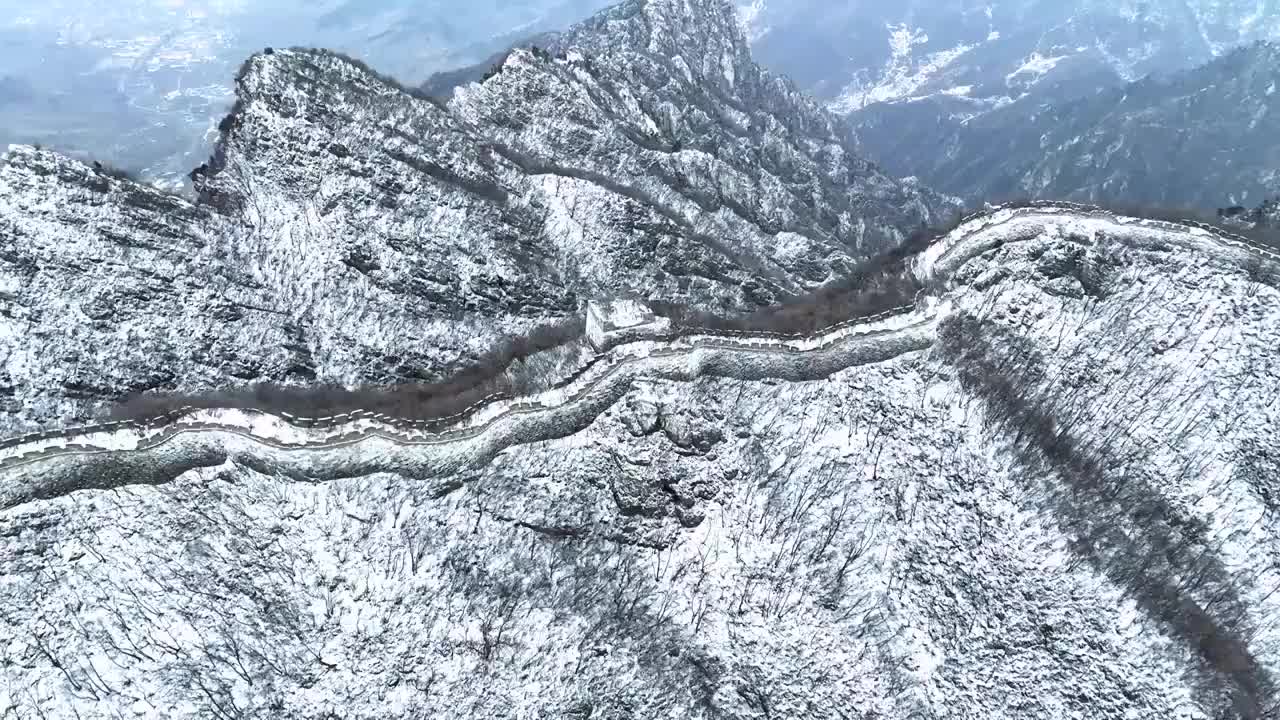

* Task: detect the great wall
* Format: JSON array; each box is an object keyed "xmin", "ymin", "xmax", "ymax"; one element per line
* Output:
[{"xmin": 3, "ymin": 201, "xmax": 1278, "ymax": 510}]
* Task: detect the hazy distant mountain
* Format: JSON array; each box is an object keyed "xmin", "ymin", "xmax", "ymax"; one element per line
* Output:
[
  {"xmin": 0, "ymin": 0, "xmax": 616, "ymax": 185},
  {"xmin": 15, "ymin": 0, "xmax": 1278, "ymax": 188},
  {"xmin": 850, "ymin": 41, "xmax": 1280, "ymax": 210},
  {"xmin": 723, "ymin": 1, "xmax": 1280, "ymax": 212},
  {"xmin": 738, "ymin": 0, "xmax": 1280, "ymax": 116}
]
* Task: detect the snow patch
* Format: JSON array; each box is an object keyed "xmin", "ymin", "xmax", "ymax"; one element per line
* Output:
[
  {"xmin": 770, "ymin": 230, "xmax": 814, "ymax": 264},
  {"xmin": 1005, "ymin": 52, "xmax": 1067, "ymax": 86},
  {"xmin": 735, "ymin": 0, "xmax": 770, "ymax": 43},
  {"xmin": 721, "ymin": 50, "xmax": 736, "ymax": 85},
  {"xmin": 829, "ymin": 27, "xmax": 975, "ymax": 112},
  {"xmin": 1249, "ymin": 104, "xmax": 1268, "ymax": 129}
]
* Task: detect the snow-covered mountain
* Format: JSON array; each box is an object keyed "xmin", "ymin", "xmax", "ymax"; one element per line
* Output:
[
  {"xmin": 850, "ymin": 41, "xmax": 1280, "ymax": 209},
  {"xmin": 6, "ymin": 1, "xmax": 1280, "ymax": 718},
  {"xmin": 423, "ymin": 0, "xmax": 1280, "ymax": 215},
  {"xmin": 0, "ymin": 0, "xmax": 951, "ymax": 435},
  {"xmin": 15, "ymin": 0, "xmax": 1276, "ymax": 185},
  {"xmin": 4, "ymin": 203, "xmax": 1280, "ymax": 718},
  {"xmin": 736, "ymin": 1, "xmax": 1280, "ymax": 213},
  {"xmin": 0, "ymin": 0, "xmax": 618, "ymax": 184},
  {"xmin": 739, "ymin": 0, "xmax": 1280, "ymax": 114}
]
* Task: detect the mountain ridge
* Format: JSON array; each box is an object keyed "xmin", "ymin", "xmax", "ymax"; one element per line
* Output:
[
  {"xmin": 4, "ymin": 201, "xmax": 1278, "ymax": 460},
  {"xmin": 7, "ymin": 2, "xmax": 1280, "ymax": 718},
  {"xmin": 0, "ymin": 0, "xmax": 951, "ymax": 437},
  {"xmin": 5, "ymin": 201, "xmax": 1280, "ymax": 718},
  {"xmin": 850, "ymin": 40, "xmax": 1280, "ymax": 210}
]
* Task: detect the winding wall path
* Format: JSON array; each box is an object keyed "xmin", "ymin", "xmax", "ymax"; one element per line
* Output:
[{"xmin": 2, "ymin": 202, "xmax": 1277, "ymax": 510}]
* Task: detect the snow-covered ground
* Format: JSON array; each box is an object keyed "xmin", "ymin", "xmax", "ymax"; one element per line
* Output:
[
  {"xmin": 3, "ymin": 202, "xmax": 1272, "ymax": 478},
  {"xmin": 5, "ymin": 202, "xmax": 1280, "ymax": 717},
  {"xmin": 829, "ymin": 26, "xmax": 976, "ymax": 113}
]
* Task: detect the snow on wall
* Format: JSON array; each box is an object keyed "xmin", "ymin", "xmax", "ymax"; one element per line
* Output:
[
  {"xmin": 4, "ymin": 203, "xmax": 1279, "ymax": 509},
  {"xmin": 1, "ymin": 318, "xmax": 939, "ymax": 509},
  {"xmin": 913, "ymin": 200, "xmax": 1280, "ymax": 283}
]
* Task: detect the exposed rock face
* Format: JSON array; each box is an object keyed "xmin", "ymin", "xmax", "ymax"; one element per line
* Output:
[
  {"xmin": 0, "ymin": 0, "xmax": 952, "ymax": 434},
  {"xmin": 851, "ymin": 41, "xmax": 1280, "ymax": 210}
]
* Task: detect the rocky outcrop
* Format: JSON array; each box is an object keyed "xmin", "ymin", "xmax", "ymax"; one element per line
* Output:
[{"xmin": 1221, "ymin": 197, "xmax": 1280, "ymax": 230}]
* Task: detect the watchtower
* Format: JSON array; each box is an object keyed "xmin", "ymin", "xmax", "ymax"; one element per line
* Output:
[{"xmin": 585, "ymin": 298, "xmax": 664, "ymax": 350}]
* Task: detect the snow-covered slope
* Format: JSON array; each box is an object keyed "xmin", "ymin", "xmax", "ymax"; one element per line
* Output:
[
  {"xmin": 449, "ymin": 0, "xmax": 951, "ymax": 274},
  {"xmin": 741, "ymin": 0, "xmax": 1280, "ymax": 114},
  {"xmin": 5, "ymin": 3, "xmax": 1279, "ymax": 717},
  {"xmin": 4, "ymin": 206, "xmax": 1280, "ymax": 718},
  {"xmin": 0, "ymin": 0, "xmax": 951, "ymax": 436},
  {"xmin": 852, "ymin": 41, "xmax": 1280, "ymax": 210}
]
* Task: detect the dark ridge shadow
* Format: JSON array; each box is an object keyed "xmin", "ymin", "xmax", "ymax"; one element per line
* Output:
[
  {"xmin": 937, "ymin": 312, "xmax": 1277, "ymax": 719},
  {"xmin": 102, "ymin": 316, "xmax": 584, "ymax": 425}
]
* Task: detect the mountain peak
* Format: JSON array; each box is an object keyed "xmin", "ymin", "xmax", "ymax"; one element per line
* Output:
[
  {"xmin": 0, "ymin": 0, "xmax": 952, "ymax": 434},
  {"xmin": 561, "ymin": 0, "xmax": 752, "ymax": 71}
]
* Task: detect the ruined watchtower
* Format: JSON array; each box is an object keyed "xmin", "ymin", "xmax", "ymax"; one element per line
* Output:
[{"xmin": 585, "ymin": 298, "xmax": 665, "ymax": 350}]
